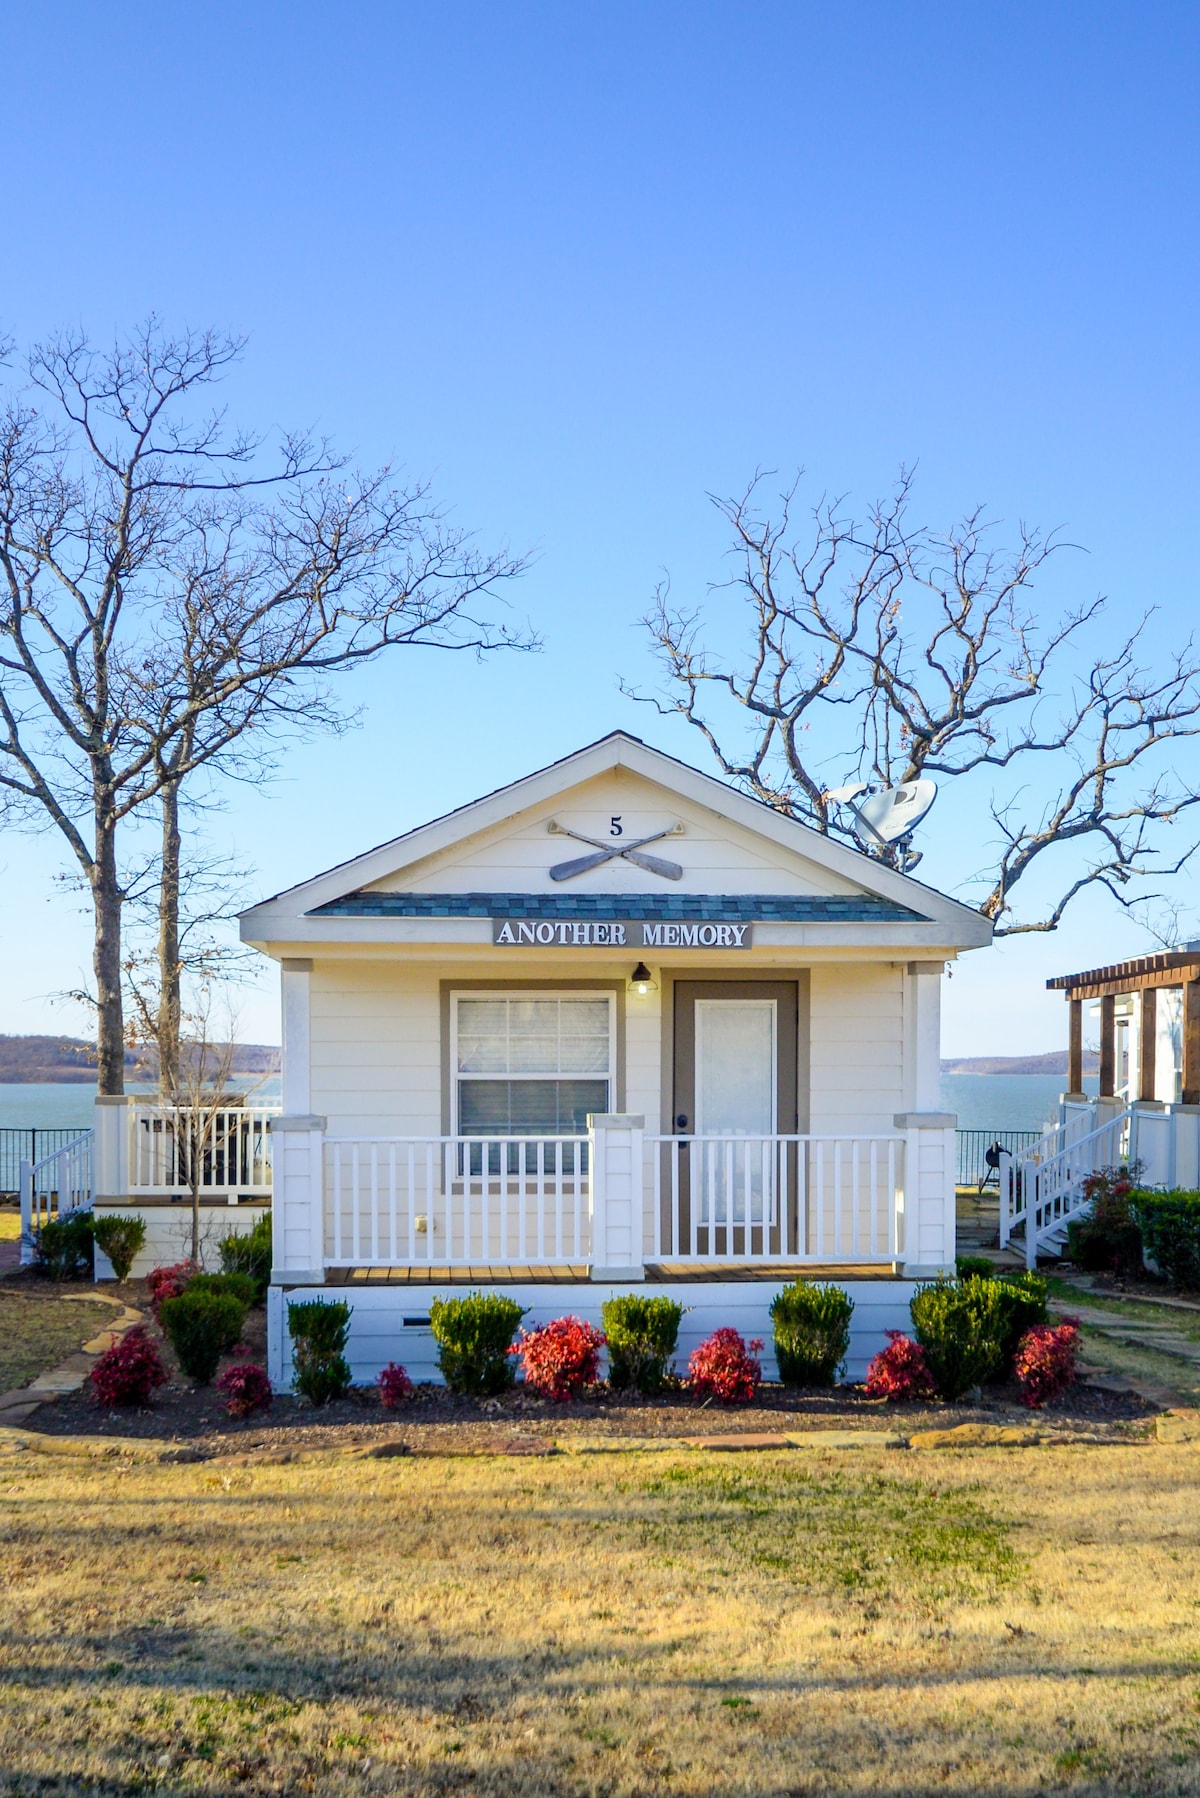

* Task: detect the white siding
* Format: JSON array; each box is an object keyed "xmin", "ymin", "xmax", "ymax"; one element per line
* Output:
[
  {"xmin": 311, "ymin": 962, "xmax": 442, "ymax": 1136},
  {"xmin": 808, "ymin": 964, "xmax": 905, "ymax": 1135},
  {"xmin": 367, "ymin": 770, "xmax": 866, "ymax": 900},
  {"xmin": 268, "ymin": 1278, "xmax": 917, "ymax": 1388}
]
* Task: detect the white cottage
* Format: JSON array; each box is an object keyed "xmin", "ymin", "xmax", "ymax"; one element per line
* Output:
[{"xmin": 239, "ymin": 732, "xmax": 991, "ymax": 1387}]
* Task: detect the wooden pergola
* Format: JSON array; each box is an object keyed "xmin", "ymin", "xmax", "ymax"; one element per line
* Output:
[{"xmin": 1047, "ymin": 950, "xmax": 1200, "ymax": 1104}]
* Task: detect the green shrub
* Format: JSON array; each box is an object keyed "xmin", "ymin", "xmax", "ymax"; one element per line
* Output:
[
  {"xmin": 218, "ymin": 1213, "xmax": 272, "ymax": 1302},
  {"xmin": 1064, "ymin": 1165, "xmax": 1143, "ymax": 1275},
  {"xmin": 429, "ymin": 1291, "xmax": 525, "ymax": 1396},
  {"xmin": 992, "ymin": 1271, "xmax": 1050, "ymax": 1365},
  {"xmin": 287, "ymin": 1298, "xmax": 353, "ymax": 1405},
  {"xmin": 34, "ymin": 1211, "xmax": 94, "ymax": 1280},
  {"xmin": 91, "ymin": 1214, "xmax": 146, "ymax": 1281},
  {"xmin": 187, "ymin": 1270, "xmax": 258, "ymax": 1310},
  {"xmin": 955, "ymin": 1255, "xmax": 996, "ymax": 1280},
  {"xmin": 601, "ymin": 1295, "xmax": 684, "ymax": 1393},
  {"xmin": 160, "ymin": 1288, "xmax": 247, "ymax": 1384},
  {"xmin": 769, "ymin": 1281, "xmax": 854, "ymax": 1387},
  {"xmin": 1129, "ymin": 1189, "xmax": 1200, "ymax": 1290},
  {"xmin": 910, "ymin": 1277, "xmax": 1007, "ymax": 1401}
]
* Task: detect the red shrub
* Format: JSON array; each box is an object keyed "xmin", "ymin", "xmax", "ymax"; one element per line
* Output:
[
  {"xmin": 687, "ymin": 1328, "xmax": 763, "ymax": 1404},
  {"xmin": 865, "ymin": 1330, "xmax": 936, "ymax": 1401},
  {"xmin": 90, "ymin": 1325, "xmax": 168, "ymax": 1408},
  {"xmin": 1014, "ymin": 1321, "xmax": 1079, "ymax": 1408},
  {"xmin": 215, "ymin": 1362, "xmax": 273, "ymax": 1419},
  {"xmin": 512, "ymin": 1316, "xmax": 606, "ymax": 1401},
  {"xmin": 147, "ymin": 1260, "xmax": 196, "ymax": 1319},
  {"xmin": 378, "ymin": 1361, "xmax": 414, "ymax": 1409}
]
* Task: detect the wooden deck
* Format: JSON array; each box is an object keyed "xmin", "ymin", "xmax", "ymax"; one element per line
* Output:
[{"xmin": 326, "ymin": 1262, "xmax": 904, "ymax": 1286}]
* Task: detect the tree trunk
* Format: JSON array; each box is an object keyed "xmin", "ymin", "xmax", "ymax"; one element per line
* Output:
[
  {"xmin": 92, "ymin": 813, "xmax": 125, "ymax": 1097},
  {"xmin": 157, "ymin": 778, "xmax": 183, "ymax": 1095}
]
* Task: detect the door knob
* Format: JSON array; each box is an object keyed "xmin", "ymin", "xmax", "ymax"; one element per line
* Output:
[{"xmin": 675, "ymin": 1113, "xmax": 689, "ymax": 1130}]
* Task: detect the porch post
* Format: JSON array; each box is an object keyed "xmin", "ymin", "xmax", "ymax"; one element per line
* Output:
[
  {"xmin": 908, "ymin": 962, "xmax": 944, "ymax": 1111},
  {"xmin": 1183, "ymin": 979, "xmax": 1200, "ymax": 1107},
  {"xmin": 1067, "ymin": 998, "xmax": 1084, "ymax": 1097},
  {"xmin": 267, "ymin": 1115, "xmax": 327, "ymax": 1291},
  {"xmin": 1138, "ymin": 988, "xmax": 1157, "ymax": 1103},
  {"xmin": 588, "ymin": 1113, "xmax": 646, "ymax": 1282},
  {"xmin": 93, "ymin": 1095, "xmax": 132, "ymax": 1201},
  {"xmin": 894, "ymin": 1111, "xmax": 957, "ymax": 1278},
  {"xmin": 1098, "ymin": 994, "xmax": 1116, "ymax": 1098},
  {"xmin": 280, "ymin": 958, "xmax": 313, "ymax": 1115}
]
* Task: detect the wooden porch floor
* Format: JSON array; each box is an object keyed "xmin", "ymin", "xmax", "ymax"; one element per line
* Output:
[{"xmin": 326, "ymin": 1262, "xmax": 904, "ymax": 1286}]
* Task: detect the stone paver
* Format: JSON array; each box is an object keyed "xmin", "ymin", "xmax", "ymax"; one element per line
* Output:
[{"xmin": 909, "ymin": 1423, "xmax": 1041, "ymax": 1450}]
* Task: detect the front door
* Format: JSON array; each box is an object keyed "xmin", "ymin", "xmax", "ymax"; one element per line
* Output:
[{"xmin": 672, "ymin": 982, "xmax": 798, "ymax": 1235}]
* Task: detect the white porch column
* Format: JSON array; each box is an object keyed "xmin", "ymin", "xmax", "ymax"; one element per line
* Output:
[
  {"xmin": 908, "ymin": 961, "xmax": 944, "ymax": 1112},
  {"xmin": 280, "ymin": 958, "xmax": 313, "ymax": 1115},
  {"xmin": 268, "ymin": 1115, "xmax": 327, "ymax": 1291},
  {"xmin": 588, "ymin": 1113, "xmax": 646, "ymax": 1282},
  {"xmin": 894, "ymin": 1111, "xmax": 957, "ymax": 1277},
  {"xmin": 93, "ymin": 1095, "xmax": 133, "ymax": 1200}
]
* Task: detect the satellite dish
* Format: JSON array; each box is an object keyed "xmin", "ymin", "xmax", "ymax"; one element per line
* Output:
[
  {"xmin": 852, "ymin": 780, "xmax": 938, "ymax": 847},
  {"xmin": 825, "ymin": 778, "xmax": 938, "ymax": 870}
]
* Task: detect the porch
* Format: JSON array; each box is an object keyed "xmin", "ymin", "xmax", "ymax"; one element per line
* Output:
[{"xmin": 273, "ymin": 1109, "xmax": 955, "ymax": 1286}]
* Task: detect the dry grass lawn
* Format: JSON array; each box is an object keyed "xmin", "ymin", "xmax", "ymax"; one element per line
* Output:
[
  {"xmin": 0, "ymin": 1291, "xmax": 116, "ymax": 1392},
  {"xmin": 2, "ymin": 1437, "xmax": 1200, "ymax": 1795}
]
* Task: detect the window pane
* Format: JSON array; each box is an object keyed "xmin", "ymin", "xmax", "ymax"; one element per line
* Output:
[
  {"xmin": 557, "ymin": 1000, "xmax": 609, "ymax": 1036},
  {"xmin": 458, "ymin": 1079, "xmax": 608, "ymax": 1135},
  {"xmin": 559, "ymin": 1035, "xmax": 611, "ymax": 1073},
  {"xmin": 456, "ymin": 1000, "xmax": 508, "ymax": 1073},
  {"xmin": 455, "ymin": 995, "xmax": 611, "ymax": 1078}
]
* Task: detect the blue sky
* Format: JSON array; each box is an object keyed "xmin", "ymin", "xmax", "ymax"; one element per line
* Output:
[{"xmin": 1, "ymin": 2, "xmax": 1197, "ymax": 1054}]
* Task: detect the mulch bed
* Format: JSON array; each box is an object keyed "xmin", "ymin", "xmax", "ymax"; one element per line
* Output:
[{"xmin": 15, "ymin": 1273, "xmax": 1155, "ymax": 1456}]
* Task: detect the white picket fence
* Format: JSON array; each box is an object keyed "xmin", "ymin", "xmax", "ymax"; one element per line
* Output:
[
  {"xmin": 324, "ymin": 1136, "xmax": 590, "ymax": 1267},
  {"xmin": 321, "ymin": 1130, "xmax": 907, "ymax": 1269},
  {"xmin": 1000, "ymin": 1107, "xmax": 1134, "ymax": 1268},
  {"xmin": 18, "ymin": 1132, "xmax": 94, "ymax": 1264},
  {"xmin": 648, "ymin": 1133, "xmax": 905, "ymax": 1264},
  {"xmin": 128, "ymin": 1104, "xmax": 276, "ymax": 1199}
]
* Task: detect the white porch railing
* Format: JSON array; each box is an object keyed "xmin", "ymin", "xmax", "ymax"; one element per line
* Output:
[
  {"xmin": 128, "ymin": 1104, "xmax": 277, "ymax": 1199},
  {"xmin": 1000, "ymin": 1106, "xmax": 1133, "ymax": 1269},
  {"xmin": 19, "ymin": 1131, "xmax": 94, "ymax": 1263},
  {"xmin": 648, "ymin": 1133, "xmax": 905, "ymax": 1265},
  {"xmin": 324, "ymin": 1136, "xmax": 590, "ymax": 1267}
]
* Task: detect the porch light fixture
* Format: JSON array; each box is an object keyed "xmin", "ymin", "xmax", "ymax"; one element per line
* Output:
[{"xmin": 629, "ymin": 962, "xmax": 657, "ymax": 997}]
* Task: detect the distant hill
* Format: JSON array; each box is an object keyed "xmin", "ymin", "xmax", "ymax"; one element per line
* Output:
[
  {"xmin": 942, "ymin": 1050, "xmax": 1100, "ymax": 1077},
  {"xmin": 0, "ymin": 1035, "xmax": 280, "ymax": 1084}
]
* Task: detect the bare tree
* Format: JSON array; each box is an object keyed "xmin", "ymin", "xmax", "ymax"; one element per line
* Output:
[
  {"xmin": 0, "ymin": 323, "xmax": 532, "ymax": 1093},
  {"xmin": 126, "ymin": 969, "xmax": 248, "ymax": 1267},
  {"xmin": 626, "ymin": 471, "xmax": 1200, "ymax": 934}
]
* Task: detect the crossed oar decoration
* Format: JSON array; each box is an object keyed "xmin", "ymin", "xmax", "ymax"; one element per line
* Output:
[{"xmin": 548, "ymin": 820, "xmax": 685, "ymax": 882}]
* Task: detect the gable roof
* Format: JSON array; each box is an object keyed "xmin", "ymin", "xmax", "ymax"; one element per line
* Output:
[{"xmin": 239, "ymin": 729, "xmax": 990, "ymax": 946}]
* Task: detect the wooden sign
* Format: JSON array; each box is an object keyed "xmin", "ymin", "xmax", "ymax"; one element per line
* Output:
[{"xmin": 492, "ymin": 919, "xmax": 752, "ymax": 948}]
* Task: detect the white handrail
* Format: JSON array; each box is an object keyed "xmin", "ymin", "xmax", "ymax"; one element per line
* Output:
[
  {"xmin": 1000, "ymin": 1107, "xmax": 1134, "ymax": 1269},
  {"xmin": 19, "ymin": 1130, "xmax": 94, "ymax": 1264}
]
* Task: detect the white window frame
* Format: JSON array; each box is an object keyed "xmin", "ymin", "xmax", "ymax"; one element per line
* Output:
[{"xmin": 449, "ymin": 989, "xmax": 617, "ymax": 1138}]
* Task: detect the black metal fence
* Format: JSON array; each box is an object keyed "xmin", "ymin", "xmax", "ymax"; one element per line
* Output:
[
  {"xmin": 956, "ymin": 1128, "xmax": 1042, "ymax": 1189},
  {"xmin": 0, "ymin": 1128, "xmax": 90, "ymax": 1197}
]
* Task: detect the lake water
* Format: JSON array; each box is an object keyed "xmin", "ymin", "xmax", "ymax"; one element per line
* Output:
[
  {"xmin": 940, "ymin": 1073, "xmax": 1098, "ymax": 1136},
  {"xmin": 0, "ymin": 1079, "xmax": 282, "ymax": 1133},
  {"xmin": 0, "ymin": 1073, "xmax": 1087, "ymax": 1137}
]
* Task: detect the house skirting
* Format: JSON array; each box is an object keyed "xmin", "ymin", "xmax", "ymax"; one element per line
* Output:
[
  {"xmin": 266, "ymin": 1277, "xmax": 917, "ymax": 1391},
  {"xmin": 91, "ymin": 1200, "xmax": 269, "ymax": 1280}
]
